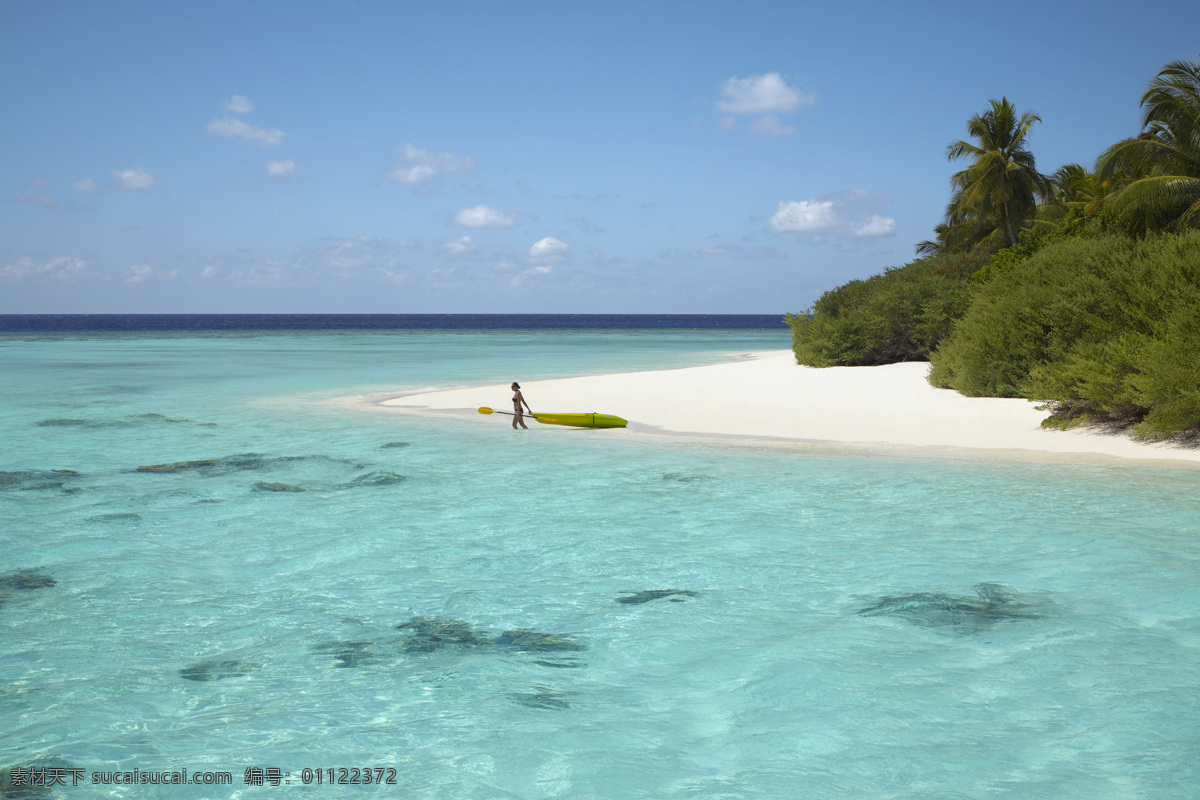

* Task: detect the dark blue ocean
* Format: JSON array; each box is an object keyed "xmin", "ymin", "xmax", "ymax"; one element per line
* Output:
[
  {"xmin": 2, "ymin": 314, "xmax": 1198, "ymax": 799},
  {"xmin": 0, "ymin": 314, "xmax": 787, "ymax": 333}
]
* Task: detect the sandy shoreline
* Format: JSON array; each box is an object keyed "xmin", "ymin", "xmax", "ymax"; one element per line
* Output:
[{"xmin": 343, "ymin": 350, "xmax": 1200, "ymax": 467}]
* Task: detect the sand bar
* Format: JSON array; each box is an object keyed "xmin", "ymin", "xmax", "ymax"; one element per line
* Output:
[{"xmin": 347, "ymin": 350, "xmax": 1200, "ymax": 466}]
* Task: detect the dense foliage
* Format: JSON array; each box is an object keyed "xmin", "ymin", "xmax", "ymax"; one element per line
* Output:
[
  {"xmin": 785, "ymin": 253, "xmax": 978, "ymax": 367},
  {"xmin": 787, "ymin": 55, "xmax": 1200, "ymax": 440},
  {"xmin": 927, "ymin": 231, "xmax": 1200, "ymax": 439}
]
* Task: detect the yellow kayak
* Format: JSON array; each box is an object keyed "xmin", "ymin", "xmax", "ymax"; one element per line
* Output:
[{"xmin": 531, "ymin": 412, "xmax": 627, "ymax": 429}]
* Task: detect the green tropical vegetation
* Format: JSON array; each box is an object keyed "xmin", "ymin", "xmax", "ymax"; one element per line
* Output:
[
  {"xmin": 923, "ymin": 97, "xmax": 1050, "ymax": 255},
  {"xmin": 788, "ymin": 54, "xmax": 1200, "ymax": 441},
  {"xmin": 928, "ymin": 231, "xmax": 1200, "ymax": 438},
  {"xmin": 785, "ymin": 252, "xmax": 979, "ymax": 367},
  {"xmin": 1097, "ymin": 57, "xmax": 1200, "ymax": 236}
]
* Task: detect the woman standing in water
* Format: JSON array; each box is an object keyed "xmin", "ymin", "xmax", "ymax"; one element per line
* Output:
[{"xmin": 511, "ymin": 382, "xmax": 533, "ymax": 430}]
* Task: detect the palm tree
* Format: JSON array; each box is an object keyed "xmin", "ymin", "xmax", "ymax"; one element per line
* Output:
[
  {"xmin": 941, "ymin": 98, "xmax": 1051, "ymax": 252},
  {"xmin": 1033, "ymin": 164, "xmax": 1101, "ymax": 227},
  {"xmin": 1049, "ymin": 164, "xmax": 1100, "ymax": 207},
  {"xmin": 1097, "ymin": 56, "xmax": 1200, "ymax": 235}
]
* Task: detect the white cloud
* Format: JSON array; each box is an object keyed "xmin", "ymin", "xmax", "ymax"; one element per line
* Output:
[
  {"xmin": 224, "ymin": 95, "xmax": 254, "ymax": 114},
  {"xmin": 768, "ymin": 191, "xmax": 897, "ymax": 241},
  {"xmin": 454, "ymin": 204, "xmax": 517, "ymax": 228},
  {"xmin": 529, "ymin": 237, "xmax": 570, "ymax": 259},
  {"xmin": 854, "ymin": 215, "xmax": 897, "ymax": 237},
  {"xmin": 26, "ymin": 177, "xmax": 50, "ymax": 187},
  {"xmin": 511, "ymin": 265, "xmax": 552, "ymax": 287},
  {"xmin": 201, "ymin": 266, "xmax": 219, "ymax": 279},
  {"xmin": 126, "ymin": 264, "xmax": 153, "ymax": 283},
  {"xmin": 266, "ymin": 159, "xmax": 295, "ymax": 178},
  {"xmin": 440, "ymin": 235, "xmax": 477, "ymax": 257},
  {"xmin": 205, "ymin": 117, "xmax": 285, "ymax": 146},
  {"xmin": 125, "ymin": 264, "xmax": 177, "ymax": 283},
  {"xmin": 73, "ymin": 178, "xmax": 97, "ymax": 193},
  {"xmin": 112, "ymin": 168, "xmax": 156, "ymax": 189},
  {"xmin": 716, "ymin": 73, "xmax": 814, "ymax": 135},
  {"xmin": 768, "ymin": 200, "xmax": 837, "ymax": 233},
  {"xmin": 717, "ymin": 73, "xmax": 813, "ymax": 115},
  {"xmin": 387, "ymin": 144, "xmax": 474, "ymax": 184},
  {"xmin": 1, "ymin": 256, "xmax": 88, "ymax": 282}
]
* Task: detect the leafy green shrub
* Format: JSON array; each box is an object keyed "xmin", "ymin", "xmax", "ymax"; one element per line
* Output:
[
  {"xmin": 787, "ymin": 253, "xmax": 979, "ymax": 367},
  {"xmin": 1129, "ymin": 308, "xmax": 1200, "ymax": 437},
  {"xmin": 971, "ymin": 209, "xmax": 1098, "ymax": 285},
  {"xmin": 929, "ymin": 230, "xmax": 1200, "ymax": 438}
]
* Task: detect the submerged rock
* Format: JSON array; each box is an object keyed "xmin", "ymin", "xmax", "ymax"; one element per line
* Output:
[
  {"xmin": 492, "ymin": 629, "xmax": 586, "ymax": 652},
  {"xmin": 137, "ymin": 460, "xmax": 220, "ymax": 473},
  {"xmin": 136, "ymin": 453, "xmax": 272, "ymax": 473},
  {"xmin": 131, "ymin": 413, "xmax": 196, "ymax": 425},
  {"xmin": 0, "ymin": 570, "xmax": 56, "ymax": 591},
  {"xmin": 531, "ymin": 657, "xmax": 584, "ymax": 669},
  {"xmin": 343, "ymin": 471, "xmax": 406, "ymax": 488},
  {"xmin": 396, "ymin": 617, "xmax": 491, "ymax": 652},
  {"xmin": 0, "ymin": 470, "xmax": 81, "ymax": 491},
  {"xmin": 136, "ymin": 453, "xmax": 281, "ymax": 474},
  {"xmin": 37, "ymin": 413, "xmax": 202, "ymax": 430},
  {"xmin": 319, "ymin": 618, "xmax": 587, "ymax": 667},
  {"xmin": 220, "ymin": 454, "xmax": 269, "ymax": 470},
  {"xmin": 616, "ymin": 589, "xmax": 698, "ymax": 605},
  {"xmin": 312, "ymin": 640, "xmax": 387, "ymax": 668},
  {"xmin": 253, "ymin": 482, "xmax": 306, "ymax": 493},
  {"xmin": 394, "ymin": 617, "xmax": 586, "ymax": 657},
  {"xmin": 661, "ymin": 472, "xmax": 713, "ymax": 483},
  {"xmin": 857, "ymin": 583, "xmax": 1041, "ymax": 633},
  {"xmin": 380, "ymin": 441, "xmax": 411, "ymax": 449},
  {"xmin": 179, "ymin": 659, "xmax": 260, "ymax": 681},
  {"xmin": 137, "ymin": 453, "xmax": 369, "ymax": 482}
]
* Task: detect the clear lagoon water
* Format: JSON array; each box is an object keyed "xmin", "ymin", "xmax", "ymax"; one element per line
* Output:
[{"xmin": 2, "ymin": 319, "xmax": 1198, "ymax": 799}]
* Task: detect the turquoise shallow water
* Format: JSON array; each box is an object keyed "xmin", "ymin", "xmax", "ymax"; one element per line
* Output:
[{"xmin": 2, "ymin": 329, "xmax": 1199, "ymax": 799}]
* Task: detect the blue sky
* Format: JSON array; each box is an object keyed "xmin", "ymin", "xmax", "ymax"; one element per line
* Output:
[{"xmin": 3, "ymin": 0, "xmax": 1198, "ymax": 314}]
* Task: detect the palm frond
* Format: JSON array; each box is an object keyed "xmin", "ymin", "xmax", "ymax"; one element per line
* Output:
[
  {"xmin": 1097, "ymin": 56, "xmax": 1200, "ymax": 234},
  {"xmin": 1108, "ymin": 175, "xmax": 1200, "ymax": 234}
]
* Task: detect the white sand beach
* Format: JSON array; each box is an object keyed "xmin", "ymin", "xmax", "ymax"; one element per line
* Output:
[{"xmin": 350, "ymin": 350, "xmax": 1200, "ymax": 466}]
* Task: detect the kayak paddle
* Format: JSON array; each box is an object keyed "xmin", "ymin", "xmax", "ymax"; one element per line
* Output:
[{"xmin": 478, "ymin": 406, "xmax": 521, "ymax": 417}]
